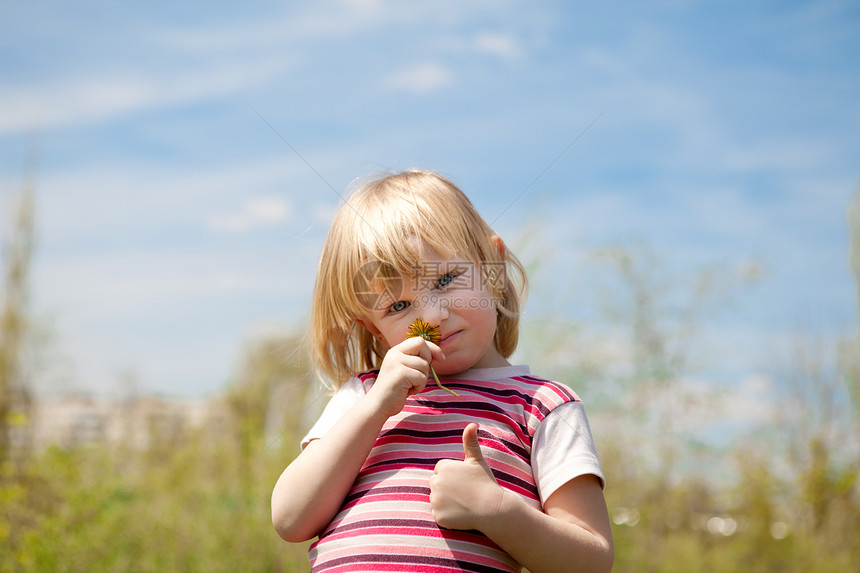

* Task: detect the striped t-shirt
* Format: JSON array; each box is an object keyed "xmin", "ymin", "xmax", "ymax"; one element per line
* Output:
[{"xmin": 302, "ymin": 364, "xmax": 603, "ymax": 573}]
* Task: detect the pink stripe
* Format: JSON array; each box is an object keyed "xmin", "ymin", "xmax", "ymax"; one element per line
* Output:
[
  {"xmin": 319, "ymin": 564, "xmax": 464, "ymax": 573},
  {"xmin": 340, "ymin": 493, "xmax": 427, "ymax": 512},
  {"xmin": 322, "ymin": 526, "xmax": 442, "ymax": 543},
  {"xmin": 315, "ymin": 539, "xmax": 492, "ymax": 559}
]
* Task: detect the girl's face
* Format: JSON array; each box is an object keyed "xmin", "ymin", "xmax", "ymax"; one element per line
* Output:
[{"xmin": 356, "ymin": 247, "xmax": 508, "ymax": 376}]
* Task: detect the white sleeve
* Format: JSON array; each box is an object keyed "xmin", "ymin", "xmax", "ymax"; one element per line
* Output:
[
  {"xmin": 299, "ymin": 377, "xmax": 368, "ymax": 449},
  {"xmin": 531, "ymin": 401, "xmax": 605, "ymax": 504}
]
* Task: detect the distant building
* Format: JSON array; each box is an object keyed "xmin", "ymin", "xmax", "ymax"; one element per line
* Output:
[{"xmin": 32, "ymin": 394, "xmax": 229, "ymax": 450}]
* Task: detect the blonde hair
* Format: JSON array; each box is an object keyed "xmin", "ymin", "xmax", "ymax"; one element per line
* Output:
[{"xmin": 309, "ymin": 169, "xmax": 527, "ymax": 387}]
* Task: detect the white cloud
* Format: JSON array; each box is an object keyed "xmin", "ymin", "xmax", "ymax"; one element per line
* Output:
[
  {"xmin": 206, "ymin": 197, "xmax": 291, "ymax": 233},
  {"xmin": 384, "ymin": 62, "xmax": 453, "ymax": 94},
  {"xmin": 341, "ymin": 0, "xmax": 384, "ymax": 14},
  {"xmin": 152, "ymin": 1, "xmax": 462, "ymax": 57},
  {"xmin": 0, "ymin": 56, "xmax": 292, "ymax": 134},
  {"xmin": 38, "ymin": 254, "xmax": 257, "ymax": 313},
  {"xmin": 721, "ymin": 138, "xmax": 834, "ymax": 172},
  {"xmin": 473, "ymin": 32, "xmax": 524, "ymax": 60},
  {"xmin": 26, "ymin": 155, "xmax": 318, "ymax": 247}
]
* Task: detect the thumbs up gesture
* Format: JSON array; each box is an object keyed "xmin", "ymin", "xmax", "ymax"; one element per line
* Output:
[{"xmin": 429, "ymin": 423, "xmax": 505, "ymax": 531}]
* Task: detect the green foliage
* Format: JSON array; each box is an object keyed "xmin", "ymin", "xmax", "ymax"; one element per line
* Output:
[
  {"xmin": 1, "ymin": 439, "xmax": 311, "ymax": 572},
  {"xmin": 0, "ymin": 336, "xmax": 314, "ymax": 572},
  {"xmin": 600, "ymin": 437, "xmax": 858, "ymax": 573}
]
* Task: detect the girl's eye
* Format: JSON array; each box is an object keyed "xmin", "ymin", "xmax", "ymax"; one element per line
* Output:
[
  {"xmin": 435, "ymin": 273, "xmax": 455, "ymax": 289},
  {"xmin": 390, "ymin": 300, "xmax": 409, "ymax": 313}
]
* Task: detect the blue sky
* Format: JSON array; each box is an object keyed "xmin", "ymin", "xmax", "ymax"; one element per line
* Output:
[{"xmin": 1, "ymin": 0, "xmax": 858, "ymax": 423}]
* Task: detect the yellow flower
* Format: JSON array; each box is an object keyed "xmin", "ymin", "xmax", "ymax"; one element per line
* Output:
[
  {"xmin": 406, "ymin": 319, "xmax": 459, "ymax": 396},
  {"xmin": 406, "ymin": 319, "xmax": 441, "ymax": 344}
]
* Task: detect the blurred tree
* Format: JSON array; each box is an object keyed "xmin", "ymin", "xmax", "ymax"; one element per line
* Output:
[
  {"xmin": 516, "ymin": 240, "xmax": 757, "ymax": 571},
  {"xmin": 591, "ymin": 246, "xmax": 738, "ymax": 482},
  {"xmin": 0, "ymin": 162, "xmax": 36, "ymax": 469},
  {"xmin": 224, "ymin": 333, "xmax": 313, "ymax": 498},
  {"xmin": 764, "ymin": 186, "xmax": 860, "ymax": 570},
  {"xmin": 840, "ymin": 186, "xmax": 860, "ymax": 418}
]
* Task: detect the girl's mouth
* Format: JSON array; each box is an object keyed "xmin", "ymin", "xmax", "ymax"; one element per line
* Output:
[{"xmin": 439, "ymin": 330, "xmax": 461, "ymax": 347}]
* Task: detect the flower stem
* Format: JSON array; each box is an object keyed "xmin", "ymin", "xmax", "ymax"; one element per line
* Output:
[{"xmin": 429, "ymin": 364, "xmax": 459, "ymax": 396}]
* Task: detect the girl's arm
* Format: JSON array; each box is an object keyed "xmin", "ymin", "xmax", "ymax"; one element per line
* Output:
[
  {"xmin": 271, "ymin": 395, "xmax": 389, "ymax": 542},
  {"xmin": 272, "ymin": 337, "xmax": 442, "ymax": 542},
  {"xmin": 429, "ymin": 424, "xmax": 614, "ymax": 573}
]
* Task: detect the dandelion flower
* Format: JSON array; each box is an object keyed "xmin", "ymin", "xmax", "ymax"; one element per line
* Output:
[
  {"xmin": 406, "ymin": 319, "xmax": 459, "ymax": 396},
  {"xmin": 406, "ymin": 319, "xmax": 441, "ymax": 344}
]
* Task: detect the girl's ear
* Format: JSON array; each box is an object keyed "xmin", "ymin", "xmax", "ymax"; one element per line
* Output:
[
  {"xmin": 491, "ymin": 235, "xmax": 506, "ymax": 260},
  {"xmin": 354, "ymin": 317, "xmax": 386, "ymax": 346}
]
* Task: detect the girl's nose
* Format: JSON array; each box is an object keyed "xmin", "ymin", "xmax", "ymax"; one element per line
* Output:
[{"xmin": 419, "ymin": 293, "xmax": 449, "ymax": 325}]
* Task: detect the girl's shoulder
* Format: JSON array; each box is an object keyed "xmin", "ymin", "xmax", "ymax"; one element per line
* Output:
[
  {"xmin": 326, "ymin": 370, "xmax": 379, "ymax": 396},
  {"xmin": 453, "ymin": 365, "xmax": 581, "ymax": 408},
  {"xmin": 512, "ymin": 372, "xmax": 582, "ymax": 404}
]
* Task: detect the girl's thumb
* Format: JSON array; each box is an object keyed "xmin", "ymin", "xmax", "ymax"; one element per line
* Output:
[{"xmin": 462, "ymin": 423, "xmax": 484, "ymax": 462}]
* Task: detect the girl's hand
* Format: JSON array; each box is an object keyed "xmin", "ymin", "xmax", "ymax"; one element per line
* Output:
[
  {"xmin": 366, "ymin": 336, "xmax": 444, "ymax": 418},
  {"xmin": 429, "ymin": 423, "xmax": 505, "ymax": 531}
]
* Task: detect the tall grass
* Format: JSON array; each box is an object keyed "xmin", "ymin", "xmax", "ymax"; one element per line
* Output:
[{"xmin": 1, "ymin": 345, "xmax": 315, "ymax": 573}]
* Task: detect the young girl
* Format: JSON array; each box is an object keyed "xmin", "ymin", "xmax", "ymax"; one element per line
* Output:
[{"xmin": 272, "ymin": 169, "xmax": 613, "ymax": 573}]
